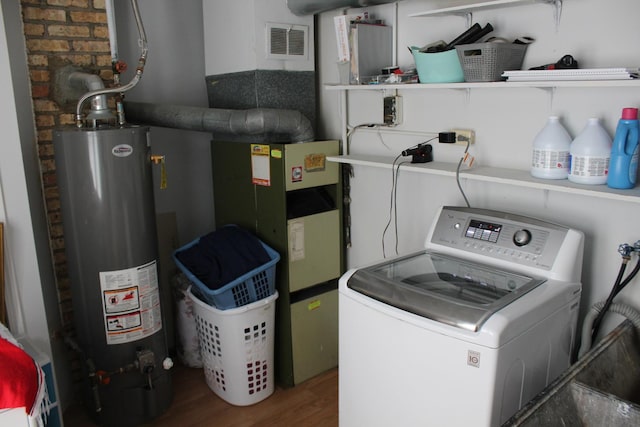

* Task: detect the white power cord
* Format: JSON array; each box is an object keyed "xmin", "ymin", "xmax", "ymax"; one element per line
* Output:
[{"xmin": 456, "ymin": 138, "xmax": 472, "ymax": 208}]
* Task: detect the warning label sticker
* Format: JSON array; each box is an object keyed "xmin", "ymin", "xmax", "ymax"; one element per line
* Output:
[
  {"xmin": 251, "ymin": 144, "xmax": 271, "ymax": 186},
  {"xmin": 291, "ymin": 166, "xmax": 303, "ymax": 182},
  {"xmin": 106, "ymin": 312, "xmax": 142, "ymax": 332},
  {"xmin": 288, "ymin": 219, "xmax": 305, "ymax": 262},
  {"xmin": 104, "ymin": 287, "xmax": 139, "ymax": 313},
  {"xmin": 99, "ymin": 260, "xmax": 162, "ymax": 345}
]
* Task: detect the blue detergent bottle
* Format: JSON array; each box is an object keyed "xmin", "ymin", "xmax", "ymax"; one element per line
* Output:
[{"xmin": 608, "ymin": 107, "xmax": 640, "ymax": 189}]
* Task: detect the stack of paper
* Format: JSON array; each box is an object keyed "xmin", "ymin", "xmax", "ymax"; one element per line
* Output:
[
  {"xmin": 334, "ymin": 12, "xmax": 368, "ymax": 62},
  {"xmin": 503, "ymin": 68, "xmax": 640, "ymax": 81}
]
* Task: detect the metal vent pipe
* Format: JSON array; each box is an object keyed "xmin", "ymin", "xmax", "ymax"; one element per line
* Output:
[
  {"xmin": 124, "ymin": 101, "xmax": 315, "ymax": 143},
  {"xmin": 75, "ymin": 0, "xmax": 147, "ymax": 127},
  {"xmin": 67, "ymin": 72, "xmax": 114, "ymax": 122}
]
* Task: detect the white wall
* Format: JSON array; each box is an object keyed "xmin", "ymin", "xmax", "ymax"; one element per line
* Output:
[
  {"xmin": 115, "ymin": 0, "xmax": 215, "ymax": 245},
  {"xmin": 2, "ymin": 1, "xmax": 638, "ymax": 416},
  {"xmin": 202, "ymin": 0, "xmax": 314, "ymax": 75},
  {"xmin": 0, "ymin": 0, "xmax": 68, "ymax": 415},
  {"xmin": 317, "ymin": 0, "xmax": 640, "ymax": 337},
  {"xmin": 116, "ymin": 0, "xmax": 315, "ymax": 243}
]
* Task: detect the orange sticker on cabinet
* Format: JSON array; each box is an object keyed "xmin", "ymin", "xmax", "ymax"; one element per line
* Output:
[{"xmin": 304, "ymin": 153, "xmax": 326, "ymax": 171}]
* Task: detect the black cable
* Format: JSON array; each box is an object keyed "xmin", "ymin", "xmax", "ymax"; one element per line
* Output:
[
  {"xmin": 590, "ymin": 255, "xmax": 640, "ymax": 341},
  {"xmin": 591, "ymin": 260, "xmax": 627, "ymax": 342},
  {"xmin": 382, "ymin": 154, "xmax": 402, "ymax": 257},
  {"xmin": 618, "ymin": 254, "xmax": 640, "ymax": 289},
  {"xmin": 393, "ymin": 160, "xmax": 410, "ymax": 255},
  {"xmin": 384, "ymin": 136, "xmax": 438, "ymax": 256},
  {"xmin": 402, "ymin": 136, "xmax": 438, "ymax": 158}
]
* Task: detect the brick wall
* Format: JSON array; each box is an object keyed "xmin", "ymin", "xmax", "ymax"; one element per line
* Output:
[{"xmin": 19, "ymin": 0, "xmax": 111, "ymax": 388}]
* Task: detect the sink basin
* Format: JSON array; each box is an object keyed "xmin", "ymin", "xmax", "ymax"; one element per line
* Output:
[{"xmin": 504, "ymin": 319, "xmax": 640, "ymax": 426}]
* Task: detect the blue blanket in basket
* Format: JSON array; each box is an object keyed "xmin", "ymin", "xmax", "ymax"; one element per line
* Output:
[{"xmin": 176, "ymin": 226, "xmax": 271, "ymax": 290}]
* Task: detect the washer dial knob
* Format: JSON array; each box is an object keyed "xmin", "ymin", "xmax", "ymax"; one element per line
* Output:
[{"xmin": 513, "ymin": 229, "xmax": 532, "ymax": 247}]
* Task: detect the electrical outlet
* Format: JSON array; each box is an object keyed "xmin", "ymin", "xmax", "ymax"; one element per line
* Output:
[
  {"xmin": 452, "ymin": 129, "xmax": 475, "ymax": 145},
  {"xmin": 383, "ymin": 96, "xmax": 402, "ymax": 125}
]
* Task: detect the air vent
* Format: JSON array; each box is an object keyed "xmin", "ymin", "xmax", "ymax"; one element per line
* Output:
[{"xmin": 266, "ymin": 23, "xmax": 308, "ymax": 60}]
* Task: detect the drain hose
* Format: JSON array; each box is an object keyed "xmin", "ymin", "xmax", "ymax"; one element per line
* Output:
[{"xmin": 578, "ymin": 301, "xmax": 640, "ymax": 358}]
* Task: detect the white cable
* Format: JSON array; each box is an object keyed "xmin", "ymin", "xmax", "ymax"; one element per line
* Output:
[
  {"xmin": 354, "ymin": 127, "xmax": 439, "ymax": 138},
  {"xmin": 456, "ymin": 139, "xmax": 471, "ymax": 208},
  {"xmin": 347, "ymin": 123, "xmax": 392, "ymax": 151}
]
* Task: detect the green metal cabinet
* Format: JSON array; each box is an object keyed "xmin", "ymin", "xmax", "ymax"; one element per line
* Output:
[{"xmin": 212, "ymin": 139, "xmax": 343, "ymax": 387}]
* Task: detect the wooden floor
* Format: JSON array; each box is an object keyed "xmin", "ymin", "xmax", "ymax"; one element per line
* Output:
[{"xmin": 63, "ymin": 363, "xmax": 338, "ymax": 426}]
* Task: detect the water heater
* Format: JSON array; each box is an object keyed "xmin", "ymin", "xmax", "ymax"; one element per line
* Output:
[{"xmin": 53, "ymin": 125, "xmax": 172, "ymax": 426}]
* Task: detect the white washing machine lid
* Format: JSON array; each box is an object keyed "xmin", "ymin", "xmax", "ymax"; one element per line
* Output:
[{"xmin": 347, "ymin": 250, "xmax": 546, "ymax": 332}]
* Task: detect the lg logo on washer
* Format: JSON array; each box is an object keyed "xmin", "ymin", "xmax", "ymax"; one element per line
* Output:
[{"xmin": 468, "ymin": 350, "xmax": 481, "ymax": 368}]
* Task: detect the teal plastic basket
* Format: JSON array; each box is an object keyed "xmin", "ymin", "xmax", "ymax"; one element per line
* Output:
[
  {"xmin": 411, "ymin": 47, "xmax": 465, "ymax": 83},
  {"xmin": 173, "ymin": 238, "xmax": 279, "ymax": 310}
]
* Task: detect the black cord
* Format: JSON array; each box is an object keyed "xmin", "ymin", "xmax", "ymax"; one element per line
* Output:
[
  {"xmin": 382, "ymin": 136, "xmax": 440, "ymax": 256},
  {"xmin": 591, "ymin": 255, "xmax": 640, "ymax": 341},
  {"xmin": 591, "ymin": 260, "xmax": 627, "ymax": 341},
  {"xmin": 382, "ymin": 154, "xmax": 402, "ymax": 258},
  {"xmin": 393, "ymin": 160, "xmax": 410, "ymax": 256},
  {"xmin": 618, "ymin": 254, "xmax": 640, "ymax": 288},
  {"xmin": 402, "ymin": 136, "xmax": 438, "ymax": 157}
]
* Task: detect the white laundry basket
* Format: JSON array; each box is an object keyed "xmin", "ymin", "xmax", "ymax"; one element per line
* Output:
[{"xmin": 188, "ymin": 286, "xmax": 278, "ymax": 406}]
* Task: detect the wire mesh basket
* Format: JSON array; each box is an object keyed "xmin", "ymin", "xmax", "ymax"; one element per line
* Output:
[{"xmin": 456, "ymin": 42, "xmax": 528, "ymax": 82}]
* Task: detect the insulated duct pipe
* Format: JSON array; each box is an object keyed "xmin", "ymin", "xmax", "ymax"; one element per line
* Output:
[
  {"xmin": 287, "ymin": 0, "xmax": 406, "ymax": 16},
  {"xmin": 123, "ymin": 101, "xmax": 315, "ymax": 143}
]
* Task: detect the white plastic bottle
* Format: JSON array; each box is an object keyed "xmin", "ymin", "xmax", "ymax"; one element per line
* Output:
[
  {"xmin": 531, "ymin": 116, "xmax": 572, "ymax": 179},
  {"xmin": 568, "ymin": 118, "xmax": 612, "ymax": 185}
]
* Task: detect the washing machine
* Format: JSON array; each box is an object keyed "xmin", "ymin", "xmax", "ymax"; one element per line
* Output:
[{"xmin": 339, "ymin": 206, "xmax": 584, "ymax": 427}]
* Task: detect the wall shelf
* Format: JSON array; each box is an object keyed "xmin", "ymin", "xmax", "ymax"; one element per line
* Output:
[
  {"xmin": 326, "ymin": 0, "xmax": 637, "ymax": 206},
  {"xmin": 326, "ymin": 80, "xmax": 640, "ymax": 197},
  {"xmin": 328, "ymin": 154, "xmax": 640, "ymax": 204},
  {"xmin": 408, "ymin": 0, "xmax": 558, "ymax": 18},
  {"xmin": 325, "ymin": 80, "xmax": 640, "ymax": 91}
]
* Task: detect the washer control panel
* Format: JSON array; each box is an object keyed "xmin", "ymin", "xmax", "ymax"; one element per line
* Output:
[{"xmin": 429, "ymin": 206, "xmax": 570, "ymax": 271}]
